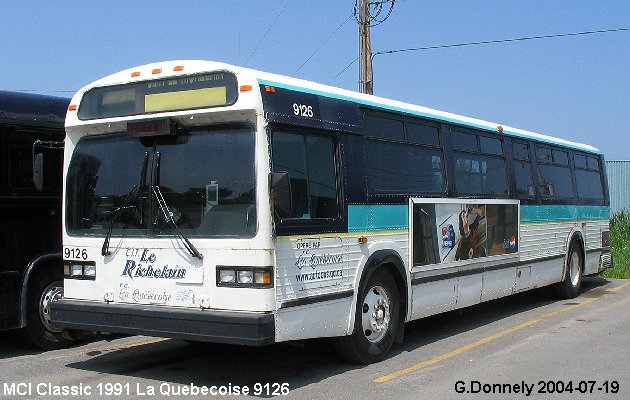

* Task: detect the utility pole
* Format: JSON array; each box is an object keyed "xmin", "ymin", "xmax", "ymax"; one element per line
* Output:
[{"xmin": 358, "ymin": 0, "xmax": 373, "ymax": 95}]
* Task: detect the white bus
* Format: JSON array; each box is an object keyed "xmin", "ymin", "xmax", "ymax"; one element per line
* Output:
[{"xmin": 51, "ymin": 61, "xmax": 611, "ymax": 363}]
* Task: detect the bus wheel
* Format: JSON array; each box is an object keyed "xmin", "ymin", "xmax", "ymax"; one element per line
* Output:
[
  {"xmin": 334, "ymin": 269, "xmax": 399, "ymax": 364},
  {"xmin": 554, "ymin": 241, "xmax": 583, "ymax": 299},
  {"xmin": 23, "ymin": 277, "xmax": 73, "ymax": 350}
]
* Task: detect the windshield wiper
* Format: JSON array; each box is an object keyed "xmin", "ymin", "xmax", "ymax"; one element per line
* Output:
[
  {"xmin": 153, "ymin": 185, "xmax": 203, "ymax": 260},
  {"xmin": 101, "ymin": 152, "xmax": 149, "ymax": 256},
  {"xmin": 152, "ymin": 151, "xmax": 203, "ymax": 260}
]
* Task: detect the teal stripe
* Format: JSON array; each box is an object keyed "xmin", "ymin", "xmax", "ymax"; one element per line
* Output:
[
  {"xmin": 347, "ymin": 204, "xmax": 609, "ymax": 229},
  {"xmin": 521, "ymin": 205, "xmax": 610, "ymax": 223},
  {"xmin": 257, "ymin": 79, "xmax": 601, "ymax": 155},
  {"xmin": 348, "ymin": 204, "xmax": 409, "ymax": 232}
]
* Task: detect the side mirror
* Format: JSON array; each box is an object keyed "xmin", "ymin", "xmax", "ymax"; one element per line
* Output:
[
  {"xmin": 33, "ymin": 153, "xmax": 44, "ymax": 192},
  {"xmin": 270, "ymin": 172, "xmax": 292, "ymax": 219}
]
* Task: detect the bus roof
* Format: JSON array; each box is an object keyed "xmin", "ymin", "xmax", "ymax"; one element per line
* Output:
[
  {"xmin": 254, "ymin": 68, "xmax": 600, "ymax": 154},
  {"xmin": 70, "ymin": 60, "xmax": 600, "ymax": 154},
  {"xmin": 0, "ymin": 90, "xmax": 68, "ymax": 128}
]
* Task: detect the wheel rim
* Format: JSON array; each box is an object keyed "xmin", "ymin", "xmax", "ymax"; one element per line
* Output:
[
  {"xmin": 361, "ymin": 285, "xmax": 391, "ymax": 343},
  {"xmin": 39, "ymin": 282, "xmax": 64, "ymax": 333},
  {"xmin": 569, "ymin": 251, "xmax": 581, "ymax": 287}
]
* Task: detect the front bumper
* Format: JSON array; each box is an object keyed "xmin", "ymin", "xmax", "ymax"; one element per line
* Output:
[{"xmin": 50, "ymin": 299, "xmax": 275, "ymax": 346}]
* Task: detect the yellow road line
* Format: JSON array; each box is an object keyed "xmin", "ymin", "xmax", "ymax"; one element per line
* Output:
[
  {"xmin": 374, "ymin": 280, "xmax": 630, "ymax": 383},
  {"xmin": 124, "ymin": 337, "xmax": 172, "ymax": 349}
]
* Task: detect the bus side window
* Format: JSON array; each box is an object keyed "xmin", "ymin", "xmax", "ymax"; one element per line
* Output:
[
  {"xmin": 453, "ymin": 154, "xmax": 507, "ymax": 195},
  {"xmin": 272, "ymin": 131, "xmax": 339, "ymax": 220},
  {"xmin": 512, "ymin": 141, "xmax": 534, "ymax": 197},
  {"xmin": 574, "ymin": 152, "xmax": 605, "ymax": 201},
  {"xmin": 535, "ymin": 145, "xmax": 575, "ymax": 199}
]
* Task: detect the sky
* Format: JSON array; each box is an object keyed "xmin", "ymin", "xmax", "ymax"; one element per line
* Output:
[{"xmin": 2, "ymin": 0, "xmax": 629, "ymax": 159}]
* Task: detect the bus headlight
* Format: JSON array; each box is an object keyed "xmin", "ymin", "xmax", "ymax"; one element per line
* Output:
[
  {"xmin": 219, "ymin": 269, "xmax": 236, "ymax": 284},
  {"xmin": 217, "ymin": 267, "xmax": 273, "ymax": 288},
  {"xmin": 83, "ymin": 264, "xmax": 97, "ymax": 277},
  {"xmin": 237, "ymin": 270, "xmax": 254, "ymax": 284},
  {"xmin": 64, "ymin": 262, "xmax": 96, "ymax": 280},
  {"xmin": 70, "ymin": 264, "xmax": 84, "ymax": 277}
]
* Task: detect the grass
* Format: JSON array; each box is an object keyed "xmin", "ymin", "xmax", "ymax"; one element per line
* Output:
[{"xmin": 600, "ymin": 210, "xmax": 630, "ymax": 279}]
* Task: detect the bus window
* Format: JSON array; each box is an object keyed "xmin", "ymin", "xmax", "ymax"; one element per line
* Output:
[
  {"xmin": 451, "ymin": 131, "xmax": 477, "ymax": 152},
  {"xmin": 553, "ymin": 150, "xmax": 569, "ymax": 165},
  {"xmin": 535, "ymin": 145, "xmax": 575, "ymax": 199},
  {"xmin": 574, "ymin": 154, "xmax": 587, "ymax": 169},
  {"xmin": 66, "ymin": 126, "xmax": 256, "ymax": 237},
  {"xmin": 512, "ymin": 141, "xmax": 534, "ymax": 197},
  {"xmin": 454, "ymin": 154, "xmax": 507, "ymax": 195},
  {"xmin": 365, "ymin": 115, "xmax": 404, "ymax": 141},
  {"xmin": 512, "ymin": 141, "xmax": 530, "ymax": 161},
  {"xmin": 514, "ymin": 161, "xmax": 535, "ymax": 196},
  {"xmin": 367, "ymin": 141, "xmax": 445, "ymax": 194},
  {"xmin": 574, "ymin": 153, "xmax": 604, "ymax": 200},
  {"xmin": 536, "ymin": 146, "xmax": 553, "ymax": 163},
  {"xmin": 575, "ymin": 170, "xmax": 604, "ymax": 199},
  {"xmin": 272, "ymin": 132, "xmax": 339, "ymax": 219},
  {"xmin": 537, "ymin": 164, "xmax": 574, "ymax": 198},
  {"xmin": 479, "ymin": 136, "xmax": 503, "ymax": 156},
  {"xmin": 406, "ymin": 122, "xmax": 440, "ymax": 147},
  {"xmin": 587, "ymin": 156, "xmax": 600, "ymax": 170}
]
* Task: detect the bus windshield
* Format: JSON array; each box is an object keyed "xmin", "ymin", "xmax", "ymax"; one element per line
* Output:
[{"xmin": 66, "ymin": 124, "xmax": 256, "ymax": 238}]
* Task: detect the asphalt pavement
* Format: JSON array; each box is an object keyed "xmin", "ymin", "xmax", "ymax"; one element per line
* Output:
[{"xmin": 1, "ymin": 277, "xmax": 628, "ymax": 400}]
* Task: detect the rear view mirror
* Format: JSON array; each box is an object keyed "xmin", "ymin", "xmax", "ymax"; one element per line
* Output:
[
  {"xmin": 33, "ymin": 153, "xmax": 44, "ymax": 192},
  {"xmin": 270, "ymin": 172, "xmax": 292, "ymax": 219},
  {"xmin": 32, "ymin": 139, "xmax": 64, "ymax": 192}
]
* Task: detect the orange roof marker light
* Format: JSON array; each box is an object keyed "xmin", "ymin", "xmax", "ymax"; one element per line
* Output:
[
  {"xmin": 68, "ymin": 105, "xmax": 77, "ymax": 111},
  {"xmin": 240, "ymin": 85, "xmax": 253, "ymax": 92},
  {"xmin": 131, "ymin": 71, "xmax": 141, "ymax": 78},
  {"xmin": 264, "ymin": 86, "xmax": 276, "ymax": 93},
  {"xmin": 152, "ymin": 68, "xmax": 162, "ymax": 75},
  {"xmin": 497, "ymin": 126, "xmax": 504, "ymax": 133},
  {"xmin": 173, "ymin": 65, "xmax": 185, "ymax": 72}
]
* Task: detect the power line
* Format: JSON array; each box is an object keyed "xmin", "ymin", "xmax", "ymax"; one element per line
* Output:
[
  {"xmin": 244, "ymin": 0, "xmax": 292, "ymax": 66},
  {"xmin": 375, "ymin": 27, "xmax": 630, "ymax": 57},
  {"xmin": 353, "ymin": 0, "xmax": 396, "ymax": 27},
  {"xmin": 356, "ymin": 0, "xmax": 396, "ymax": 94},
  {"xmin": 294, "ymin": 14, "xmax": 353, "ymax": 75},
  {"xmin": 329, "ymin": 27, "xmax": 630, "ymax": 84},
  {"xmin": 328, "ymin": 57, "xmax": 358, "ymax": 84},
  {"xmin": 11, "ymin": 27, "xmax": 630, "ymax": 93},
  {"xmin": 8, "ymin": 90, "xmax": 76, "ymax": 94}
]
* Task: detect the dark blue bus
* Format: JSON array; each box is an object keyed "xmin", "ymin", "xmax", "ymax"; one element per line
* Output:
[{"xmin": 0, "ymin": 90, "xmax": 70, "ymax": 349}]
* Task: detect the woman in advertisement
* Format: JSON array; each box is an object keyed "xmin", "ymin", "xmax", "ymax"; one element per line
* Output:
[{"xmin": 455, "ymin": 205, "xmax": 486, "ymax": 261}]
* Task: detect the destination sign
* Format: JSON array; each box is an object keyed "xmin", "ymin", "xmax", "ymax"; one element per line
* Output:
[{"xmin": 78, "ymin": 72, "xmax": 238, "ymax": 120}]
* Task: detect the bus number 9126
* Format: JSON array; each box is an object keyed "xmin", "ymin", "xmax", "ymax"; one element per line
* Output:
[
  {"xmin": 292, "ymin": 103, "xmax": 314, "ymax": 118},
  {"xmin": 64, "ymin": 247, "xmax": 88, "ymax": 260}
]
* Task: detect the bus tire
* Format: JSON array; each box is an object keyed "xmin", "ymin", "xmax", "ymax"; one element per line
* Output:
[
  {"xmin": 22, "ymin": 274, "xmax": 73, "ymax": 350},
  {"xmin": 554, "ymin": 241, "xmax": 583, "ymax": 299},
  {"xmin": 334, "ymin": 268, "xmax": 399, "ymax": 364}
]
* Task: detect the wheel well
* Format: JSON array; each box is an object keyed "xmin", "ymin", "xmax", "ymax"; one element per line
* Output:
[
  {"xmin": 380, "ymin": 263, "xmax": 407, "ymax": 316},
  {"xmin": 359, "ymin": 251, "xmax": 408, "ymax": 341},
  {"xmin": 569, "ymin": 234, "xmax": 586, "ymax": 272},
  {"xmin": 20, "ymin": 253, "xmax": 63, "ymax": 327}
]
